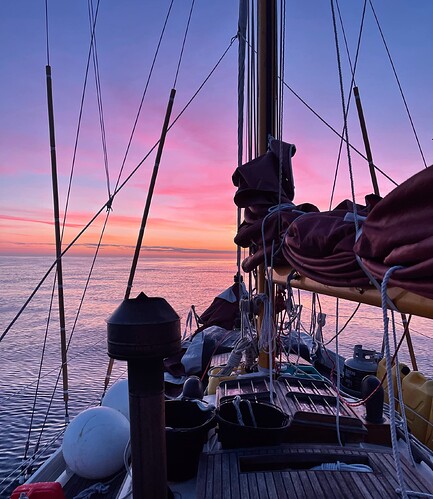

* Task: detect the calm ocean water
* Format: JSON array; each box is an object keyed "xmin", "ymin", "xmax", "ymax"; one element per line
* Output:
[{"xmin": 0, "ymin": 255, "xmax": 432, "ymax": 496}]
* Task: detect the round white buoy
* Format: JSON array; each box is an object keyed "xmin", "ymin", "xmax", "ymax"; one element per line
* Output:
[
  {"xmin": 62, "ymin": 406, "xmax": 130, "ymax": 479},
  {"xmin": 102, "ymin": 379, "xmax": 130, "ymax": 420}
]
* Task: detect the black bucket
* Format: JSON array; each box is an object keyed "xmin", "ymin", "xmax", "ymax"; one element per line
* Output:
[
  {"xmin": 217, "ymin": 400, "xmax": 289, "ymax": 449},
  {"xmin": 165, "ymin": 399, "xmax": 216, "ymax": 481}
]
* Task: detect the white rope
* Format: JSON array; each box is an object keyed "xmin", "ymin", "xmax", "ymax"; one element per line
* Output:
[
  {"xmin": 233, "ymin": 396, "xmax": 257, "ymax": 427},
  {"xmin": 124, "ymin": 439, "xmax": 131, "ymax": 477},
  {"xmin": 241, "ymin": 300, "xmax": 258, "ymax": 370},
  {"xmin": 256, "ymin": 293, "xmax": 275, "ymax": 402},
  {"xmin": 218, "ymin": 294, "xmax": 255, "ymax": 377},
  {"xmin": 183, "ymin": 307, "xmax": 193, "ymax": 340},
  {"xmin": 390, "ymin": 310, "xmax": 416, "ymax": 467},
  {"xmin": 311, "ymin": 461, "xmax": 373, "ymax": 472},
  {"xmin": 218, "ymin": 336, "xmax": 251, "ymax": 376},
  {"xmin": 73, "ymin": 482, "xmax": 110, "ymax": 498},
  {"xmin": 233, "ymin": 395, "xmax": 244, "ymax": 425},
  {"xmin": 382, "ymin": 265, "xmax": 408, "ymax": 499},
  {"xmin": 356, "ymin": 236, "xmax": 420, "ymax": 472},
  {"xmin": 335, "ymin": 297, "xmax": 343, "ymax": 447},
  {"xmin": 395, "ymin": 491, "xmax": 433, "ymax": 499}
]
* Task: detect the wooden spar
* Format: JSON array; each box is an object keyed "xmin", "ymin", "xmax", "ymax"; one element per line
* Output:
[
  {"xmin": 272, "ymin": 266, "xmax": 433, "ymax": 320},
  {"xmin": 257, "ymin": 0, "xmax": 277, "ymax": 369},
  {"xmin": 103, "ymin": 88, "xmax": 176, "ymax": 395},
  {"xmin": 354, "ymin": 85, "xmax": 418, "ymax": 368},
  {"xmin": 45, "ymin": 65, "xmax": 69, "ymax": 420},
  {"xmin": 353, "ymin": 86, "xmax": 379, "ymax": 196},
  {"xmin": 125, "ymin": 87, "xmax": 176, "ymax": 300}
]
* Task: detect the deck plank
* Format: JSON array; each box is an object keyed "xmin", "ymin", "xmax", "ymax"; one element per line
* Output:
[
  {"xmin": 196, "ymin": 445, "xmax": 433, "ymax": 499},
  {"xmin": 201, "ymin": 372, "xmax": 433, "ymax": 499},
  {"xmin": 271, "ymin": 471, "xmax": 289, "ymax": 499}
]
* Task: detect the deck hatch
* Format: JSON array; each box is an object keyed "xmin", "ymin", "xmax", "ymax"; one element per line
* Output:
[{"xmin": 238, "ymin": 452, "xmax": 372, "ymax": 472}]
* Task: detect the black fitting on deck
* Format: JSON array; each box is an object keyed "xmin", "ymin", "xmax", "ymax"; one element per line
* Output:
[
  {"xmin": 107, "ymin": 292, "xmax": 181, "ymax": 499},
  {"xmin": 361, "ymin": 375, "xmax": 385, "ymax": 424}
]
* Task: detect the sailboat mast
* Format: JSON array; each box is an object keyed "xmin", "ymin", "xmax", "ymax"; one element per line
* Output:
[
  {"xmin": 257, "ymin": 0, "xmax": 277, "ymax": 370},
  {"xmin": 257, "ymin": 0, "xmax": 277, "ymax": 156}
]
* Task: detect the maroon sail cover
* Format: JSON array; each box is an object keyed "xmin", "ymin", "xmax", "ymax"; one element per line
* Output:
[
  {"xmin": 281, "ymin": 197, "xmax": 379, "ymax": 287},
  {"xmin": 233, "ymin": 139, "xmax": 319, "ymax": 271},
  {"xmin": 354, "ymin": 165, "xmax": 433, "ymax": 299},
  {"xmin": 233, "ymin": 137, "xmax": 433, "ymax": 299}
]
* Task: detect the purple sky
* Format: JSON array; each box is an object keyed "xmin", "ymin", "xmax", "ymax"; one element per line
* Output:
[{"xmin": 1, "ymin": 1, "xmax": 432, "ymax": 256}]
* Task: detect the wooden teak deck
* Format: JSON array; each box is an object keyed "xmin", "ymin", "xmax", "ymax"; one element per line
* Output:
[
  {"xmin": 196, "ymin": 444, "xmax": 433, "ymax": 498},
  {"xmin": 197, "ymin": 373, "xmax": 433, "ymax": 498}
]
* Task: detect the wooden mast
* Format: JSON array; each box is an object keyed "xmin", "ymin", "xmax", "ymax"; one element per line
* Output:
[{"xmin": 257, "ymin": 0, "xmax": 277, "ymax": 369}]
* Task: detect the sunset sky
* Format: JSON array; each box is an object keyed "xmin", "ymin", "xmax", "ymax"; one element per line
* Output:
[{"xmin": 1, "ymin": 1, "xmax": 432, "ymax": 258}]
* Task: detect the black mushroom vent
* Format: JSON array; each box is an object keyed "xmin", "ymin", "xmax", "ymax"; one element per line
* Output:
[{"xmin": 107, "ymin": 291, "xmax": 181, "ymax": 361}]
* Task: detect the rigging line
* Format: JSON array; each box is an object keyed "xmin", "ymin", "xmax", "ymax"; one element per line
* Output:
[
  {"xmin": 390, "ymin": 311, "xmax": 415, "ymax": 462},
  {"xmin": 381, "ymin": 268, "xmax": 410, "ymax": 499},
  {"xmin": 242, "ymin": 15, "xmax": 394, "ymax": 193},
  {"xmin": 334, "ymin": 298, "xmax": 343, "ymax": 447},
  {"xmin": 0, "ymin": 429, "xmax": 67, "ymax": 495},
  {"xmin": 323, "ymin": 303, "xmax": 361, "ymax": 346},
  {"xmin": 281, "ymin": 80, "xmax": 398, "ymax": 187},
  {"xmin": 29, "ymin": 213, "xmax": 111, "ymax": 462},
  {"xmin": 124, "ymin": 87, "xmax": 175, "ymax": 302},
  {"xmin": 104, "ymin": 86, "xmax": 177, "ymax": 393},
  {"xmin": 0, "ymin": 334, "xmax": 108, "ymax": 404},
  {"xmin": 241, "ymin": 14, "xmax": 398, "ymax": 190},
  {"xmin": 277, "ymin": 0, "xmax": 286, "ymax": 237},
  {"xmin": 335, "ymin": 0, "xmax": 367, "ymax": 82},
  {"xmin": 114, "ymin": 0, "xmax": 175, "ymax": 192},
  {"xmin": 32, "ymin": 286, "xmax": 109, "ymax": 459},
  {"xmin": 44, "ymin": 0, "xmax": 50, "ymax": 65},
  {"xmin": 330, "ymin": 0, "xmax": 359, "ymax": 234},
  {"xmin": 1, "ymin": 38, "xmax": 236, "ymax": 342},
  {"xmin": 22, "ymin": 272, "xmax": 57, "ymax": 465},
  {"xmin": 368, "ymin": 0, "xmax": 427, "ymax": 169},
  {"xmin": 173, "ymin": 0, "xmax": 195, "ymax": 89},
  {"xmin": 89, "ymin": 0, "xmax": 111, "ymax": 199},
  {"xmin": 44, "ymin": 0, "xmax": 71, "ymax": 429},
  {"xmin": 251, "ymin": 2, "xmax": 258, "ymax": 160},
  {"xmin": 329, "ymin": 0, "xmax": 367, "ymax": 210},
  {"xmin": 237, "ymin": 0, "xmax": 247, "ymax": 274},
  {"xmin": 279, "ymin": 0, "xmax": 286, "ymax": 142},
  {"xmin": 29, "ymin": 218, "xmax": 110, "ymax": 458},
  {"xmin": 61, "ymin": 0, "xmax": 101, "ymax": 243},
  {"xmin": 27, "ymin": 375, "xmax": 67, "ymax": 479},
  {"xmin": 30, "ymin": 361, "xmax": 66, "ymax": 460},
  {"xmin": 37, "ymin": 2, "xmax": 117, "ymax": 424},
  {"xmin": 166, "ymin": 38, "xmax": 237, "ymax": 132}
]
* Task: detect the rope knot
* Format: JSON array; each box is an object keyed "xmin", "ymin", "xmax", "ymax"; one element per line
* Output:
[{"xmin": 106, "ymin": 195, "xmax": 114, "ymax": 212}]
